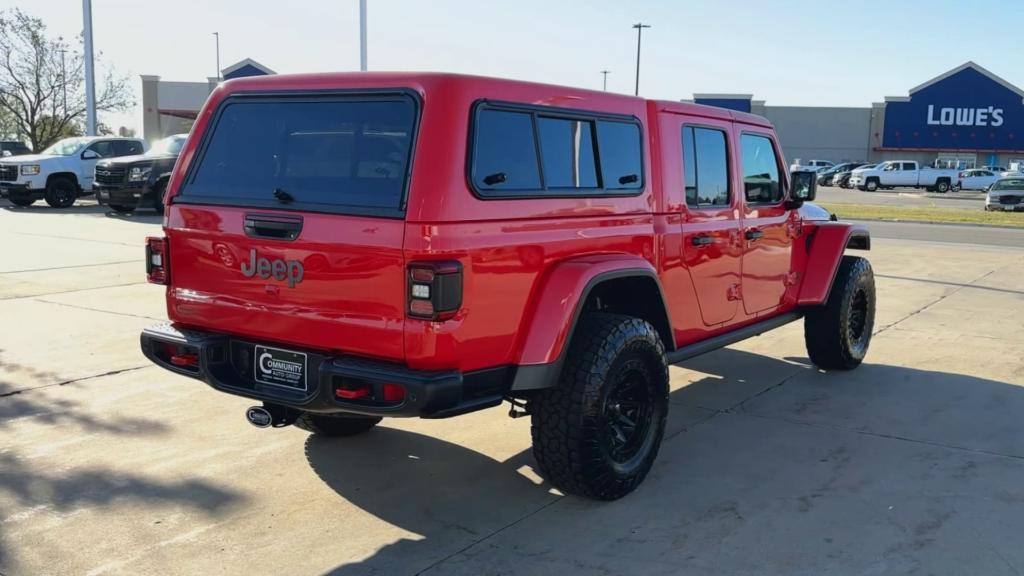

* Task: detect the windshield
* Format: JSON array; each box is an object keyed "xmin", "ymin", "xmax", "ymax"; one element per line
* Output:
[
  {"xmin": 147, "ymin": 135, "xmax": 187, "ymax": 156},
  {"xmin": 993, "ymin": 179, "xmax": 1024, "ymax": 190},
  {"xmin": 41, "ymin": 137, "xmax": 90, "ymax": 156},
  {"xmin": 185, "ymin": 96, "xmax": 417, "ymax": 214}
]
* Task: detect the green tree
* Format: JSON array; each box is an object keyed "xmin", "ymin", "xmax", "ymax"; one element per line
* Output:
[{"xmin": 0, "ymin": 8, "xmax": 133, "ymax": 151}]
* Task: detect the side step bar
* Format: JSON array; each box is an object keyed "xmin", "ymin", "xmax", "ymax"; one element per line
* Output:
[{"xmin": 666, "ymin": 311, "xmax": 803, "ymax": 365}]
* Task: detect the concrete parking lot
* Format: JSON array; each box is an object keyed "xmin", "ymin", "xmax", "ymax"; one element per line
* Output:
[{"xmin": 1, "ymin": 199, "xmax": 1023, "ymax": 575}]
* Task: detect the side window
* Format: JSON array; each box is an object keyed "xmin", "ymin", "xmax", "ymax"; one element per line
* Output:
[
  {"xmin": 740, "ymin": 133, "xmax": 782, "ymax": 204},
  {"xmin": 981, "ymin": 170, "xmax": 994, "ymax": 177},
  {"xmin": 682, "ymin": 126, "xmax": 730, "ymax": 207},
  {"xmin": 116, "ymin": 140, "xmax": 144, "ymax": 156},
  {"xmin": 470, "ymin": 105, "xmax": 644, "ymax": 197},
  {"xmin": 87, "ymin": 141, "xmax": 115, "ymax": 158},
  {"xmin": 902, "ymin": 162, "xmax": 916, "ymax": 171},
  {"xmin": 596, "ymin": 121, "xmax": 642, "ymax": 189},
  {"xmin": 473, "ymin": 110, "xmax": 541, "ymax": 192},
  {"xmin": 537, "ymin": 117, "xmax": 598, "ymax": 189}
]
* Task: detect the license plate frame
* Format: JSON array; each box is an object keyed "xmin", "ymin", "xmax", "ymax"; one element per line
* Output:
[{"xmin": 254, "ymin": 345, "xmax": 308, "ymax": 391}]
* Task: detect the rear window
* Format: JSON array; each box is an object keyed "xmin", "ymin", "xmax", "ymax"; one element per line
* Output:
[
  {"xmin": 184, "ymin": 95, "xmax": 417, "ymax": 216},
  {"xmin": 471, "ymin": 104, "xmax": 643, "ymax": 197}
]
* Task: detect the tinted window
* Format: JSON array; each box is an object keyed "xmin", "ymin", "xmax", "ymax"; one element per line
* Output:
[
  {"xmin": 596, "ymin": 121, "xmax": 642, "ymax": 189},
  {"xmin": 473, "ymin": 110, "xmax": 541, "ymax": 192},
  {"xmin": 186, "ymin": 97, "xmax": 416, "ymax": 212},
  {"xmin": 740, "ymin": 134, "xmax": 782, "ymax": 204},
  {"xmin": 537, "ymin": 117, "xmax": 598, "ymax": 188},
  {"xmin": 683, "ymin": 126, "xmax": 730, "ymax": 207},
  {"xmin": 902, "ymin": 162, "xmax": 916, "ymax": 171},
  {"xmin": 114, "ymin": 140, "xmax": 144, "ymax": 156},
  {"xmin": 87, "ymin": 141, "xmax": 115, "ymax": 158}
]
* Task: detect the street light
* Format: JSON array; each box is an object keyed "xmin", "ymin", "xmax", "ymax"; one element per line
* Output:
[
  {"xmin": 632, "ymin": 22, "xmax": 650, "ymax": 96},
  {"xmin": 213, "ymin": 32, "xmax": 221, "ymax": 80},
  {"xmin": 359, "ymin": 0, "xmax": 368, "ymax": 71},
  {"xmin": 601, "ymin": 70, "xmax": 610, "ymax": 91},
  {"xmin": 82, "ymin": 0, "xmax": 96, "ymax": 135}
]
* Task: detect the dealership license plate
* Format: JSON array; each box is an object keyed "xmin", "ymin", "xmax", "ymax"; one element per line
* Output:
[
  {"xmin": 1004, "ymin": 205, "xmax": 1019, "ymax": 211},
  {"xmin": 254, "ymin": 345, "xmax": 307, "ymax": 390}
]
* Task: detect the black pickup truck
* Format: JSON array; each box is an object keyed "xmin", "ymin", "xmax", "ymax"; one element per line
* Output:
[{"xmin": 94, "ymin": 134, "xmax": 187, "ymax": 214}]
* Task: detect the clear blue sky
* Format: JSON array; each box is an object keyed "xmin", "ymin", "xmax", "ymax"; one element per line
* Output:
[{"xmin": 10, "ymin": 0, "xmax": 1024, "ymax": 133}]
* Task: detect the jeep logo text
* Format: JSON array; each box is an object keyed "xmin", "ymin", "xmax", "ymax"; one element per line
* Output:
[{"xmin": 241, "ymin": 249, "xmax": 304, "ymax": 288}]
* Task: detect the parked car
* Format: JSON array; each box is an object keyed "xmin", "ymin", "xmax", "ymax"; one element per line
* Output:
[
  {"xmin": 817, "ymin": 162, "xmax": 867, "ymax": 186},
  {"xmin": 957, "ymin": 169, "xmax": 1000, "ymax": 191},
  {"xmin": 95, "ymin": 134, "xmax": 188, "ymax": 214},
  {"xmin": 0, "ymin": 140, "xmax": 31, "ymax": 157},
  {"xmin": 790, "ymin": 158, "xmax": 834, "ymax": 172},
  {"xmin": 138, "ymin": 72, "xmax": 874, "ymax": 501},
  {"xmin": 848, "ymin": 160, "xmax": 958, "ymax": 192},
  {"xmin": 834, "ymin": 163, "xmax": 874, "ymax": 188},
  {"xmin": 0, "ymin": 136, "xmax": 146, "ymax": 207},
  {"xmin": 984, "ymin": 177, "xmax": 1024, "ymax": 211}
]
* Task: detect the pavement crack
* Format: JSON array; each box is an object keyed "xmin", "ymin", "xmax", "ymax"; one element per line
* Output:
[
  {"xmin": 0, "ymin": 365, "xmax": 151, "ymax": 397},
  {"xmin": 10, "ymin": 230, "xmax": 144, "ymax": 248},
  {"xmin": 413, "ymin": 495, "xmax": 565, "ymax": 576},
  {"xmin": 0, "ymin": 281, "xmax": 148, "ymax": 301},
  {"xmin": 873, "ymin": 268, "xmax": 998, "ymax": 335},
  {"xmin": 32, "ymin": 298, "xmax": 162, "ymax": 321},
  {"xmin": 0, "ymin": 260, "xmax": 139, "ymax": 274}
]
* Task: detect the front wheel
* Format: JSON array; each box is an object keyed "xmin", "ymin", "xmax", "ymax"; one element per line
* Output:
[
  {"xmin": 294, "ymin": 412, "xmax": 381, "ymax": 437},
  {"xmin": 44, "ymin": 176, "xmax": 77, "ymax": 208},
  {"xmin": 865, "ymin": 180, "xmax": 879, "ymax": 192},
  {"xmin": 152, "ymin": 181, "xmax": 166, "ymax": 214},
  {"xmin": 529, "ymin": 313, "xmax": 669, "ymax": 500},
  {"xmin": 804, "ymin": 256, "xmax": 876, "ymax": 370}
]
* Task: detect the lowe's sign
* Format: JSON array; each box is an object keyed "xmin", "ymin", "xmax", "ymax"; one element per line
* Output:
[{"xmin": 883, "ymin": 63, "xmax": 1024, "ymax": 151}]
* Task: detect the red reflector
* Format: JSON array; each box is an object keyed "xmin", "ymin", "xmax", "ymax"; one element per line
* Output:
[
  {"xmin": 170, "ymin": 353, "xmax": 198, "ymax": 367},
  {"xmin": 336, "ymin": 386, "xmax": 370, "ymax": 399},
  {"xmin": 382, "ymin": 383, "xmax": 406, "ymax": 402},
  {"xmin": 409, "ymin": 299, "xmax": 434, "ymax": 316},
  {"xmin": 410, "ymin": 267, "xmax": 435, "ymax": 283}
]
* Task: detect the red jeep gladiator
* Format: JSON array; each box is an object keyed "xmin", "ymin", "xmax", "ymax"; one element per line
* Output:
[{"xmin": 141, "ymin": 73, "xmax": 874, "ymax": 500}]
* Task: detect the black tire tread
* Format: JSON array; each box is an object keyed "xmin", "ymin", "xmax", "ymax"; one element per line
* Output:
[
  {"xmin": 44, "ymin": 176, "xmax": 77, "ymax": 208},
  {"xmin": 293, "ymin": 412, "xmax": 381, "ymax": 437},
  {"xmin": 529, "ymin": 312, "xmax": 668, "ymax": 500},
  {"xmin": 805, "ymin": 255, "xmax": 875, "ymax": 370}
]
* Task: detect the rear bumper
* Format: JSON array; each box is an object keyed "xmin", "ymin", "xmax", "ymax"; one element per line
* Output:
[{"xmin": 140, "ymin": 322, "xmax": 512, "ymax": 419}]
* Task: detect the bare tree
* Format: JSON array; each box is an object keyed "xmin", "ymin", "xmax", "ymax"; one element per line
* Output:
[{"xmin": 0, "ymin": 8, "xmax": 132, "ymax": 151}]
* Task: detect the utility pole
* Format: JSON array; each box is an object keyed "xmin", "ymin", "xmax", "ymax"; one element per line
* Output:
[
  {"xmin": 213, "ymin": 32, "xmax": 221, "ymax": 80},
  {"xmin": 601, "ymin": 70, "xmax": 610, "ymax": 91},
  {"xmin": 82, "ymin": 0, "xmax": 97, "ymax": 135},
  {"xmin": 359, "ymin": 0, "xmax": 368, "ymax": 71},
  {"xmin": 632, "ymin": 23, "xmax": 650, "ymax": 96}
]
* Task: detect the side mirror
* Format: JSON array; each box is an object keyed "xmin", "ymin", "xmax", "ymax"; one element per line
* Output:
[
  {"xmin": 81, "ymin": 149, "xmax": 100, "ymax": 160},
  {"xmin": 787, "ymin": 170, "xmax": 817, "ymax": 208}
]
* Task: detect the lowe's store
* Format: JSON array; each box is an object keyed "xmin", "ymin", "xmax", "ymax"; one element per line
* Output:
[{"xmin": 692, "ymin": 62, "xmax": 1024, "ymax": 170}]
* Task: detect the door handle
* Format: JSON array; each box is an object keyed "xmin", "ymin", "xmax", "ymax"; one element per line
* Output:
[
  {"xmin": 745, "ymin": 229, "xmax": 764, "ymax": 241},
  {"xmin": 691, "ymin": 235, "xmax": 715, "ymax": 246},
  {"xmin": 244, "ymin": 214, "xmax": 303, "ymax": 241}
]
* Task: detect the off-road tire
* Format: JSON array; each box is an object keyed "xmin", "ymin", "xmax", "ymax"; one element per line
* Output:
[
  {"xmin": 109, "ymin": 204, "xmax": 135, "ymax": 214},
  {"xmin": 44, "ymin": 176, "xmax": 77, "ymax": 208},
  {"xmin": 7, "ymin": 193, "xmax": 34, "ymax": 206},
  {"xmin": 865, "ymin": 179, "xmax": 879, "ymax": 192},
  {"xmin": 805, "ymin": 255, "xmax": 875, "ymax": 370},
  {"xmin": 529, "ymin": 313, "xmax": 669, "ymax": 500},
  {"xmin": 294, "ymin": 412, "xmax": 382, "ymax": 437}
]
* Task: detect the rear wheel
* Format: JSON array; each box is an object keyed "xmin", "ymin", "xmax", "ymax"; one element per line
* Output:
[
  {"xmin": 109, "ymin": 204, "xmax": 135, "ymax": 214},
  {"xmin": 934, "ymin": 180, "xmax": 950, "ymax": 193},
  {"xmin": 7, "ymin": 193, "xmax": 34, "ymax": 206},
  {"xmin": 44, "ymin": 176, "xmax": 77, "ymax": 208},
  {"xmin": 294, "ymin": 412, "xmax": 381, "ymax": 437},
  {"xmin": 529, "ymin": 313, "xmax": 669, "ymax": 500},
  {"xmin": 805, "ymin": 256, "xmax": 875, "ymax": 370}
]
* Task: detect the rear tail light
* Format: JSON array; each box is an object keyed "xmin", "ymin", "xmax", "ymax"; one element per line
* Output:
[
  {"xmin": 145, "ymin": 237, "xmax": 168, "ymax": 284},
  {"xmin": 407, "ymin": 260, "xmax": 463, "ymax": 321}
]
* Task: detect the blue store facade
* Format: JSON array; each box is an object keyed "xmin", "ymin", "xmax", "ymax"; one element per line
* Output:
[{"xmin": 692, "ymin": 62, "xmax": 1024, "ymax": 170}]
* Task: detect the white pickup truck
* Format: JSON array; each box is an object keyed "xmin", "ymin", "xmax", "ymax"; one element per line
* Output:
[
  {"xmin": 0, "ymin": 136, "xmax": 146, "ymax": 207},
  {"xmin": 848, "ymin": 160, "xmax": 959, "ymax": 193}
]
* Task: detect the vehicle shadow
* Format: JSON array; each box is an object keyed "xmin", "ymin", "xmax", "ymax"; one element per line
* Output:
[
  {"xmin": 0, "ymin": 199, "xmax": 162, "ymax": 223},
  {"xmin": 306, "ymin": 348, "xmax": 1024, "ymax": 575}
]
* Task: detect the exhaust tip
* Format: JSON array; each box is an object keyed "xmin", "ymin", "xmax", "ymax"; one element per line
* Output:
[{"xmin": 246, "ymin": 406, "xmax": 273, "ymax": 428}]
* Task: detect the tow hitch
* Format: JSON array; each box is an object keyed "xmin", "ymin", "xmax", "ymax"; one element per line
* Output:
[{"xmin": 246, "ymin": 403, "xmax": 298, "ymax": 428}]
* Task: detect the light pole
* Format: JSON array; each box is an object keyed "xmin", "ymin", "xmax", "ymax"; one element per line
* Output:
[
  {"xmin": 213, "ymin": 32, "xmax": 221, "ymax": 80},
  {"xmin": 58, "ymin": 46, "xmax": 67, "ymax": 111},
  {"xmin": 632, "ymin": 22, "xmax": 650, "ymax": 96},
  {"xmin": 601, "ymin": 70, "xmax": 610, "ymax": 91},
  {"xmin": 359, "ymin": 0, "xmax": 368, "ymax": 71},
  {"xmin": 82, "ymin": 0, "xmax": 96, "ymax": 135}
]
